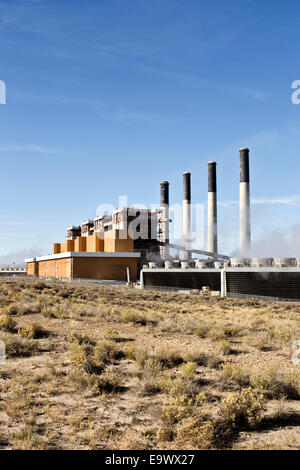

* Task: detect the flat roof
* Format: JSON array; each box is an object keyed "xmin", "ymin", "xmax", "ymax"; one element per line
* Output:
[{"xmin": 25, "ymin": 251, "xmax": 141, "ymax": 263}]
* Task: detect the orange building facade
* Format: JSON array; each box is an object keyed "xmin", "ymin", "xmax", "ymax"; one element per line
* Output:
[{"xmin": 26, "ymin": 252, "xmax": 140, "ymax": 281}]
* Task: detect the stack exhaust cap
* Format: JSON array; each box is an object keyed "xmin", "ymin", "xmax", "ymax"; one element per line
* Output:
[
  {"xmin": 240, "ymin": 148, "xmax": 250, "ymax": 183},
  {"xmin": 208, "ymin": 161, "xmax": 217, "ymax": 192},
  {"xmin": 160, "ymin": 181, "xmax": 169, "ymax": 205},
  {"xmin": 160, "ymin": 181, "xmax": 170, "ymax": 261},
  {"xmin": 183, "ymin": 172, "xmax": 191, "ymax": 201}
]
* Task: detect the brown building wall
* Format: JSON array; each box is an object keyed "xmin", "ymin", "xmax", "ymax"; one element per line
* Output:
[
  {"xmin": 74, "ymin": 236, "xmax": 86, "ymax": 252},
  {"xmin": 45, "ymin": 260, "xmax": 56, "ymax": 277},
  {"xmin": 56, "ymin": 258, "xmax": 72, "ymax": 279},
  {"xmin": 60, "ymin": 240, "xmax": 74, "ymax": 253},
  {"xmin": 104, "ymin": 230, "xmax": 133, "ymax": 253},
  {"xmin": 86, "ymin": 233, "xmax": 104, "ymax": 252},
  {"xmin": 27, "ymin": 262, "xmax": 34, "ymax": 276},
  {"xmin": 53, "ymin": 243, "xmax": 61, "ymax": 254},
  {"xmin": 38, "ymin": 261, "xmax": 46, "ymax": 277},
  {"xmin": 28, "ymin": 255, "xmax": 137, "ymax": 281},
  {"xmin": 72, "ymin": 256, "xmax": 138, "ymax": 281},
  {"xmin": 27, "ymin": 262, "xmax": 38, "ymax": 276},
  {"xmin": 33, "ymin": 258, "xmax": 71, "ymax": 279}
]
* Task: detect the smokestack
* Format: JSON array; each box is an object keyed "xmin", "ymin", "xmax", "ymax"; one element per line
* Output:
[
  {"xmin": 160, "ymin": 181, "xmax": 170, "ymax": 260},
  {"xmin": 207, "ymin": 161, "xmax": 217, "ymax": 253},
  {"xmin": 182, "ymin": 172, "xmax": 191, "ymax": 259},
  {"xmin": 239, "ymin": 148, "xmax": 251, "ymax": 254}
]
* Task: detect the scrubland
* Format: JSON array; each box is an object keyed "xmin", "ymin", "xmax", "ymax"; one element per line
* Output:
[{"xmin": 0, "ymin": 277, "xmax": 299, "ymax": 450}]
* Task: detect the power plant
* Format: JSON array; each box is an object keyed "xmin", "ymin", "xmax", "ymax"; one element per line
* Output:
[{"xmin": 25, "ymin": 148, "xmax": 300, "ymax": 301}]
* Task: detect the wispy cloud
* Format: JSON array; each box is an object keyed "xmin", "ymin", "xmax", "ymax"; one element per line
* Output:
[
  {"xmin": 252, "ymin": 195, "xmax": 300, "ymax": 205},
  {"xmin": 104, "ymin": 110, "xmax": 182, "ymax": 125},
  {"xmin": 218, "ymin": 195, "xmax": 300, "ymax": 208},
  {"xmin": 0, "ymin": 144, "xmax": 67, "ymax": 155},
  {"xmin": 218, "ymin": 200, "xmax": 238, "ymax": 208}
]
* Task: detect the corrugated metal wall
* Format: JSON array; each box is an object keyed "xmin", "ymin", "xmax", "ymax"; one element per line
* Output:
[
  {"xmin": 226, "ymin": 271, "xmax": 300, "ymax": 300},
  {"xmin": 143, "ymin": 271, "xmax": 221, "ymax": 290}
]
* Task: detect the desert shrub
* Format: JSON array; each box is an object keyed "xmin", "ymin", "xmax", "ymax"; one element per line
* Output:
[
  {"xmin": 218, "ymin": 339, "xmax": 231, "ymax": 355},
  {"xmin": 123, "ymin": 346, "xmax": 136, "ymax": 360},
  {"xmin": 93, "ymin": 340, "xmax": 123, "ymax": 364},
  {"xmin": 134, "ymin": 348, "xmax": 150, "ymax": 367},
  {"xmin": 92, "ymin": 370, "xmax": 120, "ymax": 394},
  {"xmin": 222, "ymin": 326, "xmax": 243, "ymax": 337},
  {"xmin": 103, "ymin": 328, "xmax": 119, "ymax": 340},
  {"xmin": 70, "ymin": 341, "xmax": 90, "ymax": 365},
  {"xmin": 42, "ymin": 308, "xmax": 55, "ymax": 319},
  {"xmin": 32, "ymin": 281, "xmax": 47, "ymax": 291},
  {"xmin": 121, "ymin": 311, "xmax": 147, "ymax": 325},
  {"xmin": 0, "ymin": 334, "xmax": 38, "ymax": 358},
  {"xmin": 186, "ymin": 351, "xmax": 221, "ymax": 369},
  {"xmin": 18, "ymin": 323, "xmax": 45, "ymax": 339},
  {"xmin": 155, "ymin": 345, "xmax": 183, "ymax": 368},
  {"xmin": 69, "ymin": 368, "xmax": 120, "ymax": 395},
  {"xmin": 0, "ymin": 314, "xmax": 17, "ymax": 332},
  {"xmin": 2, "ymin": 305, "xmax": 19, "ymax": 316},
  {"xmin": 159, "ymin": 376, "xmax": 195, "ymax": 397},
  {"xmin": 181, "ymin": 362, "xmax": 197, "ymax": 378},
  {"xmin": 13, "ymin": 428, "xmax": 50, "ymax": 450},
  {"xmin": 70, "ymin": 332, "xmax": 94, "ymax": 346},
  {"xmin": 268, "ymin": 324, "xmax": 295, "ymax": 344},
  {"xmin": 284, "ymin": 370, "xmax": 300, "ymax": 398},
  {"xmin": 221, "ymin": 363, "xmax": 250, "ymax": 386},
  {"xmin": 182, "ymin": 349, "xmax": 209, "ymax": 366},
  {"xmin": 220, "ymin": 388, "xmax": 265, "ymax": 429},
  {"xmin": 250, "ymin": 366, "xmax": 300, "ymax": 400},
  {"xmin": 245, "ymin": 333, "xmax": 274, "ymax": 351},
  {"xmin": 138, "ymin": 358, "xmax": 163, "ymax": 395},
  {"xmin": 162, "ymin": 393, "xmax": 207, "ymax": 425},
  {"xmin": 175, "ymin": 418, "xmax": 215, "ymax": 449},
  {"xmin": 249, "ymin": 366, "xmax": 278, "ymax": 390},
  {"xmin": 194, "ymin": 324, "xmax": 211, "ymax": 338},
  {"xmin": 157, "ymin": 426, "xmax": 174, "ymax": 442},
  {"xmin": 70, "ymin": 334, "xmax": 123, "ymax": 375},
  {"xmin": 139, "ymin": 376, "xmax": 162, "ymax": 395},
  {"xmin": 58, "ymin": 289, "xmax": 73, "ymax": 299},
  {"xmin": 143, "ymin": 357, "xmax": 163, "ymax": 375},
  {"xmin": 208, "ymin": 328, "xmax": 227, "ymax": 342}
]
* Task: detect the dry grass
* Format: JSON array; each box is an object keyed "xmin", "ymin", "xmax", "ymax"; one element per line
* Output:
[{"xmin": 0, "ymin": 277, "xmax": 299, "ymax": 450}]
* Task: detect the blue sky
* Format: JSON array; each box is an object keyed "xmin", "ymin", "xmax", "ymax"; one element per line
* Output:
[{"xmin": 1, "ymin": 0, "xmax": 300, "ymax": 260}]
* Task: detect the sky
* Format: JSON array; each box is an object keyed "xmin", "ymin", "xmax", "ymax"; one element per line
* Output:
[{"xmin": 1, "ymin": 0, "xmax": 300, "ymax": 261}]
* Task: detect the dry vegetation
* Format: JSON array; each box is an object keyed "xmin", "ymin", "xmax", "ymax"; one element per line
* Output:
[{"xmin": 0, "ymin": 277, "xmax": 299, "ymax": 450}]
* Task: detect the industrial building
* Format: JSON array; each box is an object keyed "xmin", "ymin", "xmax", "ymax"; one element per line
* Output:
[
  {"xmin": 26, "ymin": 207, "xmax": 160, "ymax": 282},
  {"xmin": 26, "ymin": 147, "xmax": 300, "ymax": 300}
]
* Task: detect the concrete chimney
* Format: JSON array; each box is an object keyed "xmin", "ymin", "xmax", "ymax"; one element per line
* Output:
[
  {"xmin": 160, "ymin": 181, "xmax": 170, "ymax": 260},
  {"xmin": 207, "ymin": 161, "xmax": 218, "ymax": 253},
  {"xmin": 182, "ymin": 172, "xmax": 191, "ymax": 259},
  {"xmin": 239, "ymin": 148, "xmax": 251, "ymax": 254}
]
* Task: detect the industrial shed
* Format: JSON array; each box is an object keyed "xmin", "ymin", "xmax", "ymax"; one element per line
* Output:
[{"xmin": 26, "ymin": 252, "xmax": 140, "ymax": 281}]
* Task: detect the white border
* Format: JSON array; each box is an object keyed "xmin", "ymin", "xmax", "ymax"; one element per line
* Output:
[{"xmin": 25, "ymin": 251, "xmax": 141, "ymax": 263}]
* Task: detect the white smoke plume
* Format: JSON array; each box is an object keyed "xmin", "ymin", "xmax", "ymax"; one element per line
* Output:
[
  {"xmin": 0, "ymin": 247, "xmax": 43, "ymax": 267},
  {"xmin": 231, "ymin": 224, "xmax": 300, "ymax": 258}
]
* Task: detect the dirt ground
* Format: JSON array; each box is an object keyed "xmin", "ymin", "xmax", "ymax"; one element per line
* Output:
[{"xmin": 0, "ymin": 277, "xmax": 299, "ymax": 450}]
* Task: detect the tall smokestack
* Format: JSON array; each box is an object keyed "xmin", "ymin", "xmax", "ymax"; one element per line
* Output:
[
  {"xmin": 239, "ymin": 148, "xmax": 251, "ymax": 254},
  {"xmin": 207, "ymin": 161, "xmax": 217, "ymax": 253},
  {"xmin": 182, "ymin": 172, "xmax": 191, "ymax": 260},
  {"xmin": 160, "ymin": 181, "xmax": 169, "ymax": 260}
]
